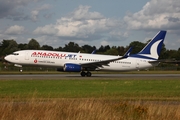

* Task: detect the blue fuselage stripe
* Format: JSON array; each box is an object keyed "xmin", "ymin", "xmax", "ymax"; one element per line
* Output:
[{"xmin": 129, "ymin": 54, "xmax": 157, "ymax": 60}]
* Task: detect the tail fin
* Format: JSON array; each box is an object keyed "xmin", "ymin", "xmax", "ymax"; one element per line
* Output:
[{"xmin": 131, "ymin": 30, "xmax": 167, "ymax": 60}]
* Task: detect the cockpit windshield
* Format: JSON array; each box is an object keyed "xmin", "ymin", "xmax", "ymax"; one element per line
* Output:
[{"xmin": 13, "ymin": 53, "xmax": 19, "ymax": 55}]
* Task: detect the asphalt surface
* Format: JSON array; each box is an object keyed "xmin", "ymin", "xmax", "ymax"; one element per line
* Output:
[{"xmin": 0, "ymin": 74, "xmax": 180, "ymax": 80}]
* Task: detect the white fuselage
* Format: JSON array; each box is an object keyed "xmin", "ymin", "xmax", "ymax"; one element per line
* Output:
[{"xmin": 5, "ymin": 50, "xmax": 157, "ymax": 71}]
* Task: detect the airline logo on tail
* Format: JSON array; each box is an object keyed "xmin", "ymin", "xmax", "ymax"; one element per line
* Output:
[
  {"xmin": 139, "ymin": 39, "xmax": 163, "ymax": 59},
  {"xmin": 130, "ymin": 31, "xmax": 167, "ymax": 60}
]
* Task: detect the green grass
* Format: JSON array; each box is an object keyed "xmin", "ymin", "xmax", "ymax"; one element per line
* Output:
[
  {"xmin": 0, "ymin": 78, "xmax": 180, "ymax": 100},
  {"xmin": 1, "ymin": 78, "xmax": 180, "ymax": 119}
]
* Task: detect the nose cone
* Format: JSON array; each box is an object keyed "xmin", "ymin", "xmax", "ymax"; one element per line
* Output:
[{"xmin": 4, "ymin": 55, "xmax": 11, "ymax": 62}]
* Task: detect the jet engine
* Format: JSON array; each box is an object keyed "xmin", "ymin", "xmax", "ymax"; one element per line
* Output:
[{"xmin": 63, "ymin": 63, "xmax": 82, "ymax": 72}]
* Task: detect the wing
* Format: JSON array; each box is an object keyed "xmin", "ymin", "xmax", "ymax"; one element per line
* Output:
[{"xmin": 80, "ymin": 47, "xmax": 132, "ymax": 69}]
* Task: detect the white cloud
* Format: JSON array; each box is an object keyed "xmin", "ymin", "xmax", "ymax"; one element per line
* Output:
[
  {"xmin": 55, "ymin": 17, "xmax": 112, "ymax": 38},
  {"xmin": 31, "ymin": 4, "xmax": 52, "ymax": 22},
  {"xmin": 31, "ymin": 10, "xmax": 39, "ymax": 22},
  {"xmin": 33, "ymin": 5, "xmax": 125, "ymax": 41},
  {"xmin": 101, "ymin": 40, "xmax": 110, "ymax": 46},
  {"xmin": 0, "ymin": 0, "xmax": 43, "ymax": 20},
  {"xmin": 33, "ymin": 24, "xmax": 58, "ymax": 35},
  {"xmin": 124, "ymin": 0, "xmax": 180, "ymax": 31},
  {"xmin": 70, "ymin": 5, "xmax": 104, "ymax": 21},
  {"xmin": 5, "ymin": 25, "xmax": 25, "ymax": 35}
]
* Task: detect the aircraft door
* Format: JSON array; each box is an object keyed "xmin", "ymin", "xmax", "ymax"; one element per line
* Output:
[
  {"xmin": 136, "ymin": 59, "xmax": 140, "ymax": 70},
  {"xmin": 25, "ymin": 52, "xmax": 29, "ymax": 60}
]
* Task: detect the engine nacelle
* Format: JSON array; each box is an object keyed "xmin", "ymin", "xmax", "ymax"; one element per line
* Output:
[{"xmin": 63, "ymin": 63, "xmax": 82, "ymax": 72}]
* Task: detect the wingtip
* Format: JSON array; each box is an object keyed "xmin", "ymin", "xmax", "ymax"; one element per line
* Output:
[{"xmin": 123, "ymin": 47, "xmax": 133, "ymax": 58}]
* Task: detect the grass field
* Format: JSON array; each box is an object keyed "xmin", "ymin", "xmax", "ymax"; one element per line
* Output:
[
  {"xmin": 0, "ymin": 76, "xmax": 180, "ymax": 119},
  {"xmin": 0, "ymin": 78, "xmax": 180, "ymax": 100}
]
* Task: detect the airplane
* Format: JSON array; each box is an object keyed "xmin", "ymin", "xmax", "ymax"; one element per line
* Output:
[{"xmin": 4, "ymin": 30, "xmax": 167, "ymax": 77}]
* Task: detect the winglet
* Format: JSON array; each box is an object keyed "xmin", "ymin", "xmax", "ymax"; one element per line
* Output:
[
  {"xmin": 91, "ymin": 49, "xmax": 96, "ymax": 54},
  {"xmin": 122, "ymin": 47, "xmax": 133, "ymax": 58}
]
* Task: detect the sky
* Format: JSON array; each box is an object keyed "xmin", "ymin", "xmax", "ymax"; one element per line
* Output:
[{"xmin": 0, "ymin": 0, "xmax": 180, "ymax": 50}]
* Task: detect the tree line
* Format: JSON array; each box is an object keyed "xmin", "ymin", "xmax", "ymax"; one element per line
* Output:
[{"xmin": 0, "ymin": 39, "xmax": 180, "ymax": 60}]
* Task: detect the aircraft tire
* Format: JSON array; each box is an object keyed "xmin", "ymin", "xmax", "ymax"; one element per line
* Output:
[
  {"xmin": 81, "ymin": 71, "xmax": 86, "ymax": 77},
  {"xmin": 86, "ymin": 71, "xmax": 92, "ymax": 77}
]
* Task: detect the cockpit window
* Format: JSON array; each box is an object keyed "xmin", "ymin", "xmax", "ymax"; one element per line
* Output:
[{"xmin": 13, "ymin": 53, "xmax": 19, "ymax": 55}]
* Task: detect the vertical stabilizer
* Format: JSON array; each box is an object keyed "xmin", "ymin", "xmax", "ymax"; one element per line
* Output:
[{"xmin": 131, "ymin": 31, "xmax": 166, "ymax": 60}]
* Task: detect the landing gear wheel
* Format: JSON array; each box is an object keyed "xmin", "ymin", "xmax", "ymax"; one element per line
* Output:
[
  {"xmin": 86, "ymin": 71, "xmax": 92, "ymax": 77},
  {"xmin": 80, "ymin": 71, "xmax": 92, "ymax": 77},
  {"xmin": 81, "ymin": 71, "xmax": 86, "ymax": 77},
  {"xmin": 19, "ymin": 68, "xmax": 23, "ymax": 72}
]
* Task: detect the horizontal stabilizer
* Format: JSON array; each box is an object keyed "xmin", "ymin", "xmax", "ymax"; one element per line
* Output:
[{"xmin": 149, "ymin": 59, "xmax": 180, "ymax": 64}]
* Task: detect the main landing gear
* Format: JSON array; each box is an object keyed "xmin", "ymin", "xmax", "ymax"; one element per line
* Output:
[{"xmin": 80, "ymin": 71, "xmax": 92, "ymax": 77}]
